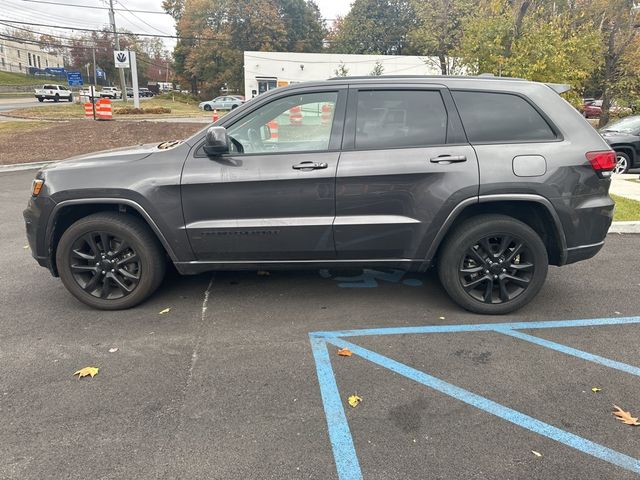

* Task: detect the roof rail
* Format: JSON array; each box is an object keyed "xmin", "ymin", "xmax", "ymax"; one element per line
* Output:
[{"xmin": 326, "ymin": 74, "xmax": 527, "ymax": 81}]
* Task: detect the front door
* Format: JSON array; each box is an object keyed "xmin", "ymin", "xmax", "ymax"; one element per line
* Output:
[
  {"xmin": 334, "ymin": 85, "xmax": 479, "ymax": 261},
  {"xmin": 181, "ymin": 88, "xmax": 346, "ymax": 261}
]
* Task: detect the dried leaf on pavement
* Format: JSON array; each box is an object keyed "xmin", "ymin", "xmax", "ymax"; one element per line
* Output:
[
  {"xmin": 591, "ymin": 387, "xmax": 601, "ymax": 393},
  {"xmin": 531, "ymin": 450, "xmax": 542, "ymax": 457},
  {"xmin": 108, "ymin": 347, "xmax": 118, "ymax": 353},
  {"xmin": 337, "ymin": 348, "xmax": 353, "ymax": 357},
  {"xmin": 159, "ymin": 307, "xmax": 171, "ymax": 315},
  {"xmin": 348, "ymin": 394, "xmax": 362, "ymax": 408},
  {"xmin": 73, "ymin": 366, "xmax": 99, "ymax": 379},
  {"xmin": 612, "ymin": 405, "xmax": 640, "ymax": 426}
]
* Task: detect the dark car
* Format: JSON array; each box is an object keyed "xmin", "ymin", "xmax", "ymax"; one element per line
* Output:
[
  {"xmin": 24, "ymin": 76, "xmax": 615, "ymax": 314},
  {"xmin": 600, "ymin": 115, "xmax": 640, "ymax": 174}
]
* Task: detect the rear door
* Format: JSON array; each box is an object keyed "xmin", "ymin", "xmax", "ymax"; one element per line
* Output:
[{"xmin": 334, "ymin": 84, "xmax": 478, "ymax": 261}]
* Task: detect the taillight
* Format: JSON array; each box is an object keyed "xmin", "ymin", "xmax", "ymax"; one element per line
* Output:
[{"xmin": 586, "ymin": 150, "xmax": 616, "ymax": 178}]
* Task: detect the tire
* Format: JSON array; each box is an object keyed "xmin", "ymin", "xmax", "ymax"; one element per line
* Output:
[
  {"xmin": 613, "ymin": 151, "xmax": 631, "ymax": 174},
  {"xmin": 68, "ymin": 94, "xmax": 73, "ymax": 102},
  {"xmin": 204, "ymin": 104, "xmax": 212, "ymax": 111},
  {"xmin": 56, "ymin": 212, "xmax": 166, "ymax": 310},
  {"xmin": 54, "ymin": 94, "xmax": 59, "ymax": 102},
  {"xmin": 231, "ymin": 104, "xmax": 238, "ymax": 110},
  {"xmin": 437, "ymin": 214, "xmax": 548, "ymax": 315},
  {"xmin": 37, "ymin": 97, "xmax": 44, "ymax": 102}
]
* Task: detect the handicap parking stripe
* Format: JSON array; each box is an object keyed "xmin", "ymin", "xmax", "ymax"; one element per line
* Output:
[{"xmin": 309, "ymin": 316, "xmax": 640, "ymax": 480}]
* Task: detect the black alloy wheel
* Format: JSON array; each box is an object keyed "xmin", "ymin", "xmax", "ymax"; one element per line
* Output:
[
  {"xmin": 69, "ymin": 231, "xmax": 141, "ymax": 300},
  {"xmin": 56, "ymin": 212, "xmax": 166, "ymax": 310},
  {"xmin": 438, "ymin": 214, "xmax": 548, "ymax": 315},
  {"xmin": 458, "ymin": 234, "xmax": 534, "ymax": 304}
]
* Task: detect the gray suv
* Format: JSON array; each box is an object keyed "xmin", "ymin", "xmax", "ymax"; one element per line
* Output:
[{"xmin": 24, "ymin": 76, "xmax": 616, "ymax": 314}]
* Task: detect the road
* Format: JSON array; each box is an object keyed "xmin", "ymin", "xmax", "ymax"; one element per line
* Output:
[{"xmin": 1, "ymin": 169, "xmax": 640, "ymax": 479}]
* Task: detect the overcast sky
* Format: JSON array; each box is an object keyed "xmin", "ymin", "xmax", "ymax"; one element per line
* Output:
[{"xmin": 2, "ymin": 0, "xmax": 352, "ymax": 51}]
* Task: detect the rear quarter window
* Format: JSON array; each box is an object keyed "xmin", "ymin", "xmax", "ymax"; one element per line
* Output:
[{"xmin": 452, "ymin": 91, "xmax": 557, "ymax": 143}]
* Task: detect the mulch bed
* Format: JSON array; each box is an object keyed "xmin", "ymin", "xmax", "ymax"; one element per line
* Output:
[{"xmin": 0, "ymin": 120, "xmax": 205, "ymax": 165}]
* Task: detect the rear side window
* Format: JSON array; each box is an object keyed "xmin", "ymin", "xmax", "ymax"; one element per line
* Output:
[
  {"xmin": 355, "ymin": 90, "xmax": 447, "ymax": 149},
  {"xmin": 452, "ymin": 91, "xmax": 556, "ymax": 143}
]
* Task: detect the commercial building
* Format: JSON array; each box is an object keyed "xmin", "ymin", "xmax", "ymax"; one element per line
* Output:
[
  {"xmin": 0, "ymin": 38, "xmax": 64, "ymax": 75},
  {"xmin": 243, "ymin": 51, "xmax": 442, "ymax": 99}
]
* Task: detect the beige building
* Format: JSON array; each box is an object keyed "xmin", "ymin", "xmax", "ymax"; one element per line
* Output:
[{"xmin": 0, "ymin": 38, "xmax": 64, "ymax": 74}]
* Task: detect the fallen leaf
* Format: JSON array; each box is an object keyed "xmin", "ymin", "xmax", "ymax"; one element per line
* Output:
[
  {"xmin": 257, "ymin": 270, "xmax": 270, "ymax": 276},
  {"xmin": 108, "ymin": 347, "xmax": 118, "ymax": 353},
  {"xmin": 73, "ymin": 366, "xmax": 99, "ymax": 379},
  {"xmin": 159, "ymin": 308, "xmax": 171, "ymax": 315},
  {"xmin": 612, "ymin": 405, "xmax": 640, "ymax": 426},
  {"xmin": 348, "ymin": 394, "xmax": 362, "ymax": 408},
  {"xmin": 614, "ymin": 311, "xmax": 621, "ymax": 315},
  {"xmin": 23, "ymin": 245, "xmax": 29, "ymax": 249},
  {"xmin": 592, "ymin": 387, "xmax": 601, "ymax": 393},
  {"xmin": 439, "ymin": 316, "xmax": 445, "ymax": 320},
  {"xmin": 337, "ymin": 348, "xmax": 353, "ymax": 357},
  {"xmin": 531, "ymin": 450, "xmax": 542, "ymax": 457}
]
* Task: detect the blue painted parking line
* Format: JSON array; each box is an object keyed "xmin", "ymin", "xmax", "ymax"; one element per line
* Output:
[{"xmin": 309, "ymin": 316, "xmax": 640, "ymax": 480}]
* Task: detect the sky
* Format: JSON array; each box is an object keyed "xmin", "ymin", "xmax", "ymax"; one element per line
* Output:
[{"xmin": 1, "ymin": 0, "xmax": 352, "ymax": 51}]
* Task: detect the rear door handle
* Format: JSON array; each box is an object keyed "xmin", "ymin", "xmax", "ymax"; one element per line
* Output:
[
  {"xmin": 292, "ymin": 161, "xmax": 328, "ymax": 170},
  {"xmin": 430, "ymin": 155, "xmax": 467, "ymax": 163}
]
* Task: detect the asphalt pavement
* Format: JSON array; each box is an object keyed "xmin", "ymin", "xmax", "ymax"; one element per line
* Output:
[{"xmin": 1, "ymin": 169, "xmax": 640, "ymax": 479}]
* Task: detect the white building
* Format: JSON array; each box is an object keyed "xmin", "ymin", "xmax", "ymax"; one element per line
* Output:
[
  {"xmin": 243, "ymin": 51, "xmax": 443, "ymax": 99},
  {"xmin": 0, "ymin": 38, "xmax": 64, "ymax": 75}
]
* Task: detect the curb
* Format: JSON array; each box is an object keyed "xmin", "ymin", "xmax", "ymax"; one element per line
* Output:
[
  {"xmin": 608, "ymin": 222, "xmax": 640, "ymax": 234},
  {"xmin": 0, "ymin": 160, "xmax": 54, "ymax": 172}
]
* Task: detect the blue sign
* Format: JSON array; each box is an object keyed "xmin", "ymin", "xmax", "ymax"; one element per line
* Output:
[
  {"xmin": 96, "ymin": 67, "xmax": 106, "ymax": 79},
  {"xmin": 46, "ymin": 67, "xmax": 66, "ymax": 75},
  {"xmin": 66, "ymin": 71, "xmax": 83, "ymax": 86}
]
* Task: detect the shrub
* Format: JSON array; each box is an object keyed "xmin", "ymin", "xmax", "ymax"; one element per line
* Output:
[{"xmin": 114, "ymin": 106, "xmax": 171, "ymax": 115}]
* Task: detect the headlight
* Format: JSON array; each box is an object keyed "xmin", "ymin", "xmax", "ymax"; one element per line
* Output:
[{"xmin": 31, "ymin": 179, "xmax": 44, "ymax": 196}]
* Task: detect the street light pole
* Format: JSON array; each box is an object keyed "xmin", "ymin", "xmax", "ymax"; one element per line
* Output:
[{"xmin": 109, "ymin": 0, "xmax": 127, "ymax": 102}]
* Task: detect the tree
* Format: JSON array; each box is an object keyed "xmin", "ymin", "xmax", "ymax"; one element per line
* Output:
[
  {"xmin": 328, "ymin": 0, "xmax": 416, "ymax": 54},
  {"xmin": 334, "ymin": 62, "xmax": 349, "ymax": 77},
  {"xmin": 277, "ymin": 0, "xmax": 325, "ymax": 52},
  {"xmin": 369, "ymin": 61, "xmax": 384, "ymax": 76},
  {"xmin": 408, "ymin": 0, "xmax": 474, "ymax": 74}
]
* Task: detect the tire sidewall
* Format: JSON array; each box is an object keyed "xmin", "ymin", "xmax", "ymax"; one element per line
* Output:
[
  {"xmin": 615, "ymin": 152, "xmax": 630, "ymax": 174},
  {"xmin": 56, "ymin": 217, "xmax": 161, "ymax": 310},
  {"xmin": 438, "ymin": 217, "xmax": 548, "ymax": 315}
]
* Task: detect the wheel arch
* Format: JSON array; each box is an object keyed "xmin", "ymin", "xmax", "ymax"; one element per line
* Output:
[
  {"xmin": 611, "ymin": 145, "xmax": 635, "ymax": 166},
  {"xmin": 426, "ymin": 195, "xmax": 567, "ymax": 268},
  {"xmin": 46, "ymin": 199, "xmax": 177, "ymax": 275}
]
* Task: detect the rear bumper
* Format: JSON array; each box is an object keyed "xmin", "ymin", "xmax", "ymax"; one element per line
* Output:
[{"xmin": 564, "ymin": 241, "xmax": 605, "ymax": 265}]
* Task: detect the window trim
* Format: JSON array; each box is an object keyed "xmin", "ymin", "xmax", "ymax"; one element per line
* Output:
[
  {"xmin": 342, "ymin": 85, "xmax": 467, "ymax": 152},
  {"xmin": 194, "ymin": 87, "xmax": 347, "ymax": 158},
  {"xmin": 450, "ymin": 89, "xmax": 563, "ymax": 145}
]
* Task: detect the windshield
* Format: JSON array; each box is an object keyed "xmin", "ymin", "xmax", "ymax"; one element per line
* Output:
[{"xmin": 602, "ymin": 116, "xmax": 640, "ymax": 134}]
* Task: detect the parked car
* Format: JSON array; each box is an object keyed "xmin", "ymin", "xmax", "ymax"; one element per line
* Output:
[
  {"xmin": 600, "ymin": 115, "xmax": 640, "ymax": 173},
  {"xmin": 34, "ymin": 84, "xmax": 73, "ymax": 102},
  {"xmin": 138, "ymin": 88, "xmax": 153, "ymax": 97},
  {"xmin": 24, "ymin": 76, "xmax": 615, "ymax": 314},
  {"xmin": 582, "ymin": 99, "xmax": 632, "ymax": 119},
  {"xmin": 198, "ymin": 95, "xmax": 244, "ymax": 111},
  {"xmin": 100, "ymin": 87, "xmax": 122, "ymax": 99},
  {"xmin": 126, "ymin": 87, "xmax": 134, "ymax": 98}
]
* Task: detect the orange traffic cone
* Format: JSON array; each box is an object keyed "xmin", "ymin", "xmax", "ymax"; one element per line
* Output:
[{"xmin": 212, "ymin": 109, "xmax": 219, "ymax": 122}]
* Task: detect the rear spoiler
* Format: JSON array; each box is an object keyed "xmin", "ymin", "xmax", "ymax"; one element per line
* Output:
[{"xmin": 546, "ymin": 83, "xmax": 571, "ymax": 94}]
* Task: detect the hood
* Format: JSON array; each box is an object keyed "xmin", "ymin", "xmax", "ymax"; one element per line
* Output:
[
  {"xmin": 42, "ymin": 141, "xmax": 183, "ymax": 171},
  {"xmin": 600, "ymin": 130, "xmax": 639, "ymax": 144}
]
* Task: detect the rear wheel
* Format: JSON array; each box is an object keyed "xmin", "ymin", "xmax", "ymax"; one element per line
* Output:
[
  {"xmin": 613, "ymin": 151, "xmax": 630, "ymax": 174},
  {"xmin": 37, "ymin": 97, "xmax": 44, "ymax": 102},
  {"xmin": 56, "ymin": 212, "xmax": 166, "ymax": 310},
  {"xmin": 54, "ymin": 94, "xmax": 59, "ymax": 102},
  {"xmin": 438, "ymin": 215, "xmax": 548, "ymax": 315},
  {"xmin": 68, "ymin": 94, "xmax": 73, "ymax": 102}
]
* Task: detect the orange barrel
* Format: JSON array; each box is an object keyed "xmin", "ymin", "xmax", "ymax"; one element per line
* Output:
[
  {"xmin": 320, "ymin": 103, "xmax": 333, "ymax": 126},
  {"xmin": 289, "ymin": 106, "xmax": 302, "ymax": 126},
  {"xmin": 212, "ymin": 109, "xmax": 219, "ymax": 122},
  {"xmin": 97, "ymin": 98, "xmax": 113, "ymax": 120},
  {"xmin": 84, "ymin": 102, "xmax": 94, "ymax": 118},
  {"xmin": 267, "ymin": 119, "xmax": 279, "ymax": 140}
]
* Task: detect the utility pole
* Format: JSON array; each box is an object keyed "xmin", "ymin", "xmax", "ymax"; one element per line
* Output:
[{"xmin": 109, "ymin": 0, "xmax": 127, "ymax": 102}]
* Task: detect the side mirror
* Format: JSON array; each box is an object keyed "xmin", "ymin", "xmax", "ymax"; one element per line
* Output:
[
  {"xmin": 203, "ymin": 126, "xmax": 229, "ymax": 156},
  {"xmin": 260, "ymin": 124, "xmax": 271, "ymax": 141}
]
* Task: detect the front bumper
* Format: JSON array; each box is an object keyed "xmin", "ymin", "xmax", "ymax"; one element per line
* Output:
[{"xmin": 23, "ymin": 195, "xmax": 57, "ymax": 275}]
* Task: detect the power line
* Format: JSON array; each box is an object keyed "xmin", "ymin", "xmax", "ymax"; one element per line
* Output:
[
  {"xmin": 15, "ymin": 0, "xmax": 168, "ymax": 15},
  {"xmin": 115, "ymin": 1, "xmax": 172, "ymax": 36}
]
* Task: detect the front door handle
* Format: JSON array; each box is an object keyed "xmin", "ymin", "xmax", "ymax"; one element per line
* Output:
[
  {"xmin": 292, "ymin": 161, "xmax": 328, "ymax": 170},
  {"xmin": 430, "ymin": 155, "xmax": 467, "ymax": 163}
]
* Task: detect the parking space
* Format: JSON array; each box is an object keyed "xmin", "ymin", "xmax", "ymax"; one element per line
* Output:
[{"xmin": 2, "ymin": 169, "xmax": 640, "ymax": 479}]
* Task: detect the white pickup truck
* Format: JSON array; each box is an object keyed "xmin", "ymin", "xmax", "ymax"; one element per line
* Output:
[
  {"xmin": 100, "ymin": 86, "xmax": 122, "ymax": 99},
  {"xmin": 34, "ymin": 84, "xmax": 73, "ymax": 102}
]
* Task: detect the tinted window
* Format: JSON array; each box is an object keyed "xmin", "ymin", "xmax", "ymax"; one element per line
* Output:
[
  {"xmin": 227, "ymin": 91, "xmax": 338, "ymax": 154},
  {"xmin": 452, "ymin": 91, "xmax": 556, "ymax": 143},
  {"xmin": 355, "ymin": 90, "xmax": 447, "ymax": 149}
]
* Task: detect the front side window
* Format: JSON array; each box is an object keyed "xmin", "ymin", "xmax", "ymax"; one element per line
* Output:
[
  {"xmin": 355, "ymin": 90, "xmax": 448, "ymax": 149},
  {"xmin": 227, "ymin": 91, "xmax": 338, "ymax": 155},
  {"xmin": 452, "ymin": 91, "xmax": 556, "ymax": 143}
]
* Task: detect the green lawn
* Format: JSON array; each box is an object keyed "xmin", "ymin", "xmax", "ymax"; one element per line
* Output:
[
  {"xmin": 611, "ymin": 194, "xmax": 640, "ymax": 221},
  {"xmin": 0, "ymin": 71, "xmax": 47, "ymax": 86}
]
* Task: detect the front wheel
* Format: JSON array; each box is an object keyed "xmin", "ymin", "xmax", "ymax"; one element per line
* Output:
[
  {"xmin": 68, "ymin": 94, "xmax": 73, "ymax": 102},
  {"xmin": 438, "ymin": 214, "xmax": 548, "ymax": 315},
  {"xmin": 204, "ymin": 104, "xmax": 212, "ymax": 111},
  {"xmin": 56, "ymin": 212, "xmax": 166, "ymax": 310},
  {"xmin": 613, "ymin": 152, "xmax": 631, "ymax": 174},
  {"xmin": 54, "ymin": 94, "xmax": 59, "ymax": 102}
]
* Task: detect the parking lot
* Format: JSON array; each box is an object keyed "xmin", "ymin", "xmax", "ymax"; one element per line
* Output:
[{"xmin": 2, "ymin": 168, "xmax": 640, "ymax": 479}]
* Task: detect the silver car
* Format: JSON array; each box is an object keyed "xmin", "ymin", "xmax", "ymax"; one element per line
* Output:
[{"xmin": 199, "ymin": 96, "xmax": 244, "ymax": 111}]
